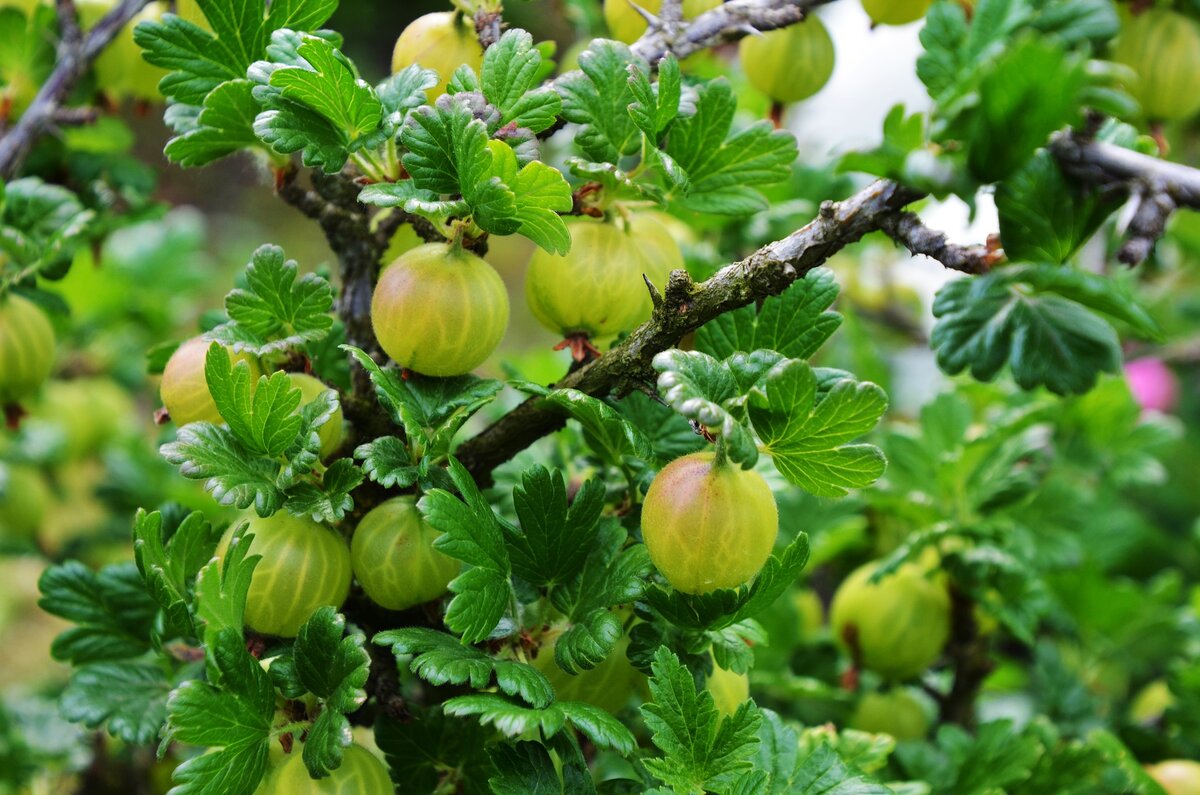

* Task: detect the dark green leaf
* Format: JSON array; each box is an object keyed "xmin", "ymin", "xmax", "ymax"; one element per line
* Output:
[
  {"xmin": 38, "ymin": 562, "xmax": 156, "ymax": 664},
  {"xmin": 641, "ymin": 647, "xmax": 762, "ymax": 793},
  {"xmin": 443, "ymin": 694, "xmax": 636, "ymax": 754},
  {"xmin": 697, "ymin": 268, "xmax": 842, "ymax": 361},
  {"xmin": 375, "ymin": 628, "xmax": 553, "ymax": 708}
]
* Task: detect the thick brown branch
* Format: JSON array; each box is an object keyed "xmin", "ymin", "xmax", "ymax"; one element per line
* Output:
[
  {"xmin": 877, "ymin": 211, "xmax": 994, "ymax": 275},
  {"xmin": 939, "ymin": 586, "xmax": 993, "ymax": 727},
  {"xmin": 629, "ymin": 0, "xmax": 833, "ymax": 62},
  {"xmin": 455, "ymin": 180, "xmax": 923, "ymax": 483},
  {"xmin": 0, "ymin": 0, "xmax": 151, "ymax": 177}
]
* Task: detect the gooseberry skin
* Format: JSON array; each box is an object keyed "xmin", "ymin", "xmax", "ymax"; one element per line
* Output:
[
  {"xmin": 640, "ymin": 452, "xmax": 779, "ymax": 595},
  {"xmin": 265, "ymin": 745, "xmax": 391, "ymax": 795},
  {"xmin": 739, "ymin": 15, "xmax": 835, "ymax": 103},
  {"xmin": 628, "ymin": 211, "xmax": 685, "ymax": 316},
  {"xmin": 350, "ymin": 497, "xmax": 459, "ymax": 611},
  {"xmin": 160, "ymin": 337, "xmax": 260, "ymax": 427},
  {"xmin": 0, "ymin": 292, "xmax": 55, "ymax": 405},
  {"xmin": 603, "ymin": 0, "xmax": 721, "ymax": 44},
  {"xmin": 371, "ymin": 243, "xmax": 509, "ymax": 378},
  {"xmin": 33, "ymin": 378, "xmax": 133, "ymax": 459},
  {"xmin": 1147, "ymin": 761, "xmax": 1200, "ymax": 795},
  {"xmin": 0, "ymin": 465, "xmax": 50, "ymax": 540},
  {"xmin": 849, "ymin": 689, "xmax": 930, "ymax": 740},
  {"xmin": 287, "ymin": 373, "xmax": 344, "ymax": 459},
  {"xmin": 707, "ymin": 664, "xmax": 750, "ymax": 719},
  {"xmin": 860, "ymin": 0, "xmax": 933, "ymax": 26},
  {"xmin": 524, "ymin": 218, "xmax": 651, "ymax": 340},
  {"xmin": 390, "ymin": 12, "xmax": 483, "ymax": 99},
  {"xmin": 215, "ymin": 512, "xmax": 352, "ymax": 638},
  {"xmin": 830, "ymin": 560, "xmax": 950, "ymax": 681},
  {"xmin": 1112, "ymin": 10, "xmax": 1200, "ymax": 122}
]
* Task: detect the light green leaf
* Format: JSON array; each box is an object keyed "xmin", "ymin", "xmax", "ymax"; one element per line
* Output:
[{"xmin": 747, "ymin": 361, "xmax": 888, "ymax": 497}]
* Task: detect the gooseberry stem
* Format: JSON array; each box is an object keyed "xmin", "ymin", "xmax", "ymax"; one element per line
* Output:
[{"xmin": 712, "ymin": 434, "xmax": 729, "ymax": 469}]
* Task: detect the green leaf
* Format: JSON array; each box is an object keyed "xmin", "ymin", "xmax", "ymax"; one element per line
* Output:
[
  {"xmin": 378, "ymin": 62, "xmax": 438, "ymax": 115},
  {"xmin": 443, "ymin": 695, "xmax": 636, "ymax": 754},
  {"xmin": 487, "ymin": 143, "xmax": 573, "ymax": 255},
  {"xmin": 481, "ymin": 29, "xmax": 562, "ymax": 133},
  {"xmin": 343, "ymin": 346, "xmax": 502, "ymax": 451},
  {"xmin": 930, "ymin": 265, "xmax": 1136, "ymax": 395},
  {"xmin": 628, "ymin": 54, "xmax": 681, "ymax": 139},
  {"xmin": 164, "ymin": 628, "xmax": 274, "ymax": 795},
  {"xmin": 642, "ymin": 533, "xmax": 811, "ymax": 633},
  {"xmin": 402, "ymin": 96, "xmax": 510, "ymax": 211},
  {"xmin": 133, "ymin": 509, "xmax": 221, "ymax": 640},
  {"xmin": 163, "ymin": 80, "xmax": 262, "ymax": 167},
  {"xmin": 964, "ymin": 36, "xmax": 1086, "ymax": 183},
  {"xmin": 285, "ymin": 458, "xmax": 364, "ymax": 523},
  {"xmin": 293, "ymin": 608, "xmax": 370, "ymax": 777},
  {"xmin": 641, "ymin": 647, "xmax": 762, "ymax": 794},
  {"xmin": 697, "ymin": 268, "xmax": 842, "ymax": 361},
  {"xmin": 664, "ymin": 80, "xmax": 797, "ymax": 215},
  {"xmin": 253, "ymin": 33, "xmax": 383, "ymax": 172},
  {"xmin": 418, "ymin": 459, "xmax": 513, "ymax": 643},
  {"xmin": 790, "ymin": 742, "xmax": 894, "ymax": 795},
  {"xmin": 159, "ymin": 421, "xmax": 286, "ymax": 516},
  {"xmin": 557, "ymin": 40, "xmax": 644, "ymax": 164},
  {"xmin": 269, "ymin": 35, "xmax": 381, "ymax": 140},
  {"xmin": 615, "ymin": 391, "xmax": 706, "ymax": 464},
  {"xmin": 252, "ymin": 94, "xmax": 347, "ymax": 172},
  {"xmin": 135, "ymin": 0, "xmax": 337, "ymax": 105},
  {"xmin": 38, "ymin": 562, "xmax": 156, "ymax": 664},
  {"xmin": 375, "ymin": 628, "xmax": 553, "ymax": 708},
  {"xmin": 353, "ymin": 436, "xmax": 418, "ymax": 488},
  {"xmin": 488, "ymin": 741, "xmax": 564, "ymax": 794},
  {"xmin": 374, "ymin": 708, "xmax": 493, "ymax": 795},
  {"xmin": 652, "ymin": 349, "xmax": 758, "ymax": 468},
  {"xmin": 747, "ymin": 361, "xmax": 888, "ymax": 497},
  {"xmin": 542, "ymin": 388, "xmax": 653, "ymax": 466},
  {"xmin": 507, "ymin": 466, "xmax": 605, "ymax": 588},
  {"xmin": 60, "ymin": 662, "xmax": 176, "ymax": 746},
  {"xmin": 896, "ymin": 720, "xmax": 1042, "ymax": 794},
  {"xmin": 550, "ymin": 522, "xmax": 653, "ymax": 673},
  {"xmin": 0, "ymin": 177, "xmax": 94, "ymax": 275},
  {"xmin": 206, "ymin": 347, "xmax": 303, "ymax": 455},
  {"xmin": 996, "ymin": 149, "xmax": 1124, "ymax": 264},
  {"xmin": 194, "ymin": 526, "xmax": 260, "ymax": 650},
  {"xmin": 207, "ymin": 244, "xmax": 334, "ymax": 355}
]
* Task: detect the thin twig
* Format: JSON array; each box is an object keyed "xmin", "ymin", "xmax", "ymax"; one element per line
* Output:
[
  {"xmin": 877, "ymin": 210, "xmax": 995, "ymax": 275},
  {"xmin": 0, "ymin": 0, "xmax": 151, "ymax": 177}
]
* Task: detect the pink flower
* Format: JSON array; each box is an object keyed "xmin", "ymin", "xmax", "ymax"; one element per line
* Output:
[{"xmin": 1124, "ymin": 357, "xmax": 1179, "ymax": 414}]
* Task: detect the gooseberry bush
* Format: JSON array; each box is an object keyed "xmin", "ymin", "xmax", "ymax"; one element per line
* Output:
[{"xmin": 3, "ymin": 0, "xmax": 1200, "ymax": 793}]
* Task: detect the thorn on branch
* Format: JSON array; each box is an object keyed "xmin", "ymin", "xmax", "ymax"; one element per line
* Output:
[
  {"xmin": 627, "ymin": 0, "xmax": 660, "ymax": 26},
  {"xmin": 644, "ymin": 272, "xmax": 664, "ymax": 311}
]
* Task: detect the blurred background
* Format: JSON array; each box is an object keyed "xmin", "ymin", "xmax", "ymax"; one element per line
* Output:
[{"xmin": 2, "ymin": 1, "xmax": 1199, "ymax": 792}]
